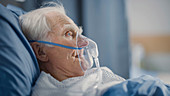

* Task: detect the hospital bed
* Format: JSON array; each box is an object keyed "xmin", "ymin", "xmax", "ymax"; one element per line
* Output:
[{"xmin": 0, "ymin": 4, "xmax": 170, "ymax": 96}]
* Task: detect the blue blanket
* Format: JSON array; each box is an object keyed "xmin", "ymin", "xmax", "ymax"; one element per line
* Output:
[{"xmin": 103, "ymin": 75, "xmax": 170, "ymax": 96}]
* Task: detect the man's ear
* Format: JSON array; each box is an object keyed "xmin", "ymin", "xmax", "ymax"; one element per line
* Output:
[{"xmin": 31, "ymin": 43, "xmax": 49, "ymax": 62}]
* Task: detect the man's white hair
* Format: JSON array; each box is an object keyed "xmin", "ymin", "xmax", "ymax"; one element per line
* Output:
[{"xmin": 19, "ymin": 2, "xmax": 66, "ymax": 41}]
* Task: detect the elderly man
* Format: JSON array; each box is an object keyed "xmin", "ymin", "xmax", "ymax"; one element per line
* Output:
[
  {"xmin": 19, "ymin": 2, "xmax": 125, "ymax": 96},
  {"xmin": 20, "ymin": 4, "xmax": 88, "ymax": 81}
]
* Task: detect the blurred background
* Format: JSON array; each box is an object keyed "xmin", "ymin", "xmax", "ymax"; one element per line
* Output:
[
  {"xmin": 0, "ymin": 0, "xmax": 169, "ymax": 83},
  {"xmin": 126, "ymin": 0, "xmax": 170, "ymax": 84}
]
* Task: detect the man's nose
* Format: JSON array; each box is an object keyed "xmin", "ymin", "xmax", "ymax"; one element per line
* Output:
[{"xmin": 77, "ymin": 36, "xmax": 89, "ymax": 48}]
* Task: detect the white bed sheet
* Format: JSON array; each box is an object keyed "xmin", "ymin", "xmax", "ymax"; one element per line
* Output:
[{"xmin": 32, "ymin": 67, "xmax": 125, "ymax": 96}]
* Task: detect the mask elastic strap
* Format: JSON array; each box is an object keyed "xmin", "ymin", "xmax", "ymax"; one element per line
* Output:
[{"xmin": 29, "ymin": 40, "xmax": 82, "ymax": 50}]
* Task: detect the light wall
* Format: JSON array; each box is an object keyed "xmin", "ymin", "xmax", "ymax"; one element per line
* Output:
[
  {"xmin": 126, "ymin": 0, "xmax": 170, "ymax": 36},
  {"xmin": 126, "ymin": 0, "xmax": 170, "ymax": 83},
  {"xmin": 126, "ymin": 0, "xmax": 170, "ymax": 54}
]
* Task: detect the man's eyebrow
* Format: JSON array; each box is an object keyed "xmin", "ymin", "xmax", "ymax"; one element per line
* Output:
[
  {"xmin": 63, "ymin": 24, "xmax": 83, "ymax": 34},
  {"xmin": 63, "ymin": 24, "xmax": 76, "ymax": 31},
  {"xmin": 78, "ymin": 26, "xmax": 83, "ymax": 34}
]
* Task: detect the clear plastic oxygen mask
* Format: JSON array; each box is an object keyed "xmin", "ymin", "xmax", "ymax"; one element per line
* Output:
[
  {"xmin": 75, "ymin": 35, "xmax": 95, "ymax": 72},
  {"xmin": 75, "ymin": 32, "xmax": 101, "ymax": 72}
]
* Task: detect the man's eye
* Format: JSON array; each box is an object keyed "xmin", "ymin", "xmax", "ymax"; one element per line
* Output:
[{"xmin": 65, "ymin": 31, "xmax": 73, "ymax": 37}]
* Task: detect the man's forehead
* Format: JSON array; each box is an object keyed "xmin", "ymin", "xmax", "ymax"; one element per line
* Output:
[
  {"xmin": 46, "ymin": 12, "xmax": 82, "ymax": 34},
  {"xmin": 46, "ymin": 12, "xmax": 68, "ymax": 26}
]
